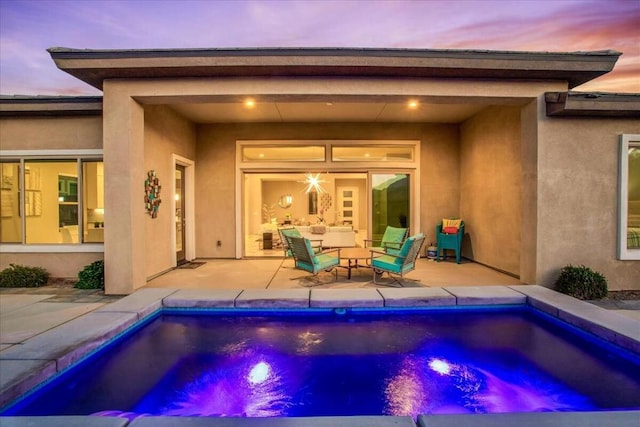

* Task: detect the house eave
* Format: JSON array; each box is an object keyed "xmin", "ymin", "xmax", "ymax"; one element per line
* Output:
[
  {"xmin": 47, "ymin": 47, "xmax": 621, "ymax": 91},
  {"xmin": 545, "ymin": 92, "xmax": 640, "ymax": 118},
  {"xmin": 0, "ymin": 96, "xmax": 103, "ymax": 117}
]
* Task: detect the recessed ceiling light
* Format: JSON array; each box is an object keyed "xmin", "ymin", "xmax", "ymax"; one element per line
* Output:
[
  {"xmin": 326, "ymin": 102, "xmax": 334, "ymax": 106},
  {"xmin": 245, "ymin": 99, "xmax": 256, "ymax": 108},
  {"xmin": 408, "ymin": 100, "xmax": 419, "ymax": 109}
]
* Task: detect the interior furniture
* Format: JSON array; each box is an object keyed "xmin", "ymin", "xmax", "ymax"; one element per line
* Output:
[
  {"xmin": 295, "ymin": 225, "xmax": 356, "ymax": 247},
  {"xmin": 364, "ymin": 225, "xmax": 407, "ymax": 255},
  {"xmin": 278, "ymin": 227, "xmax": 322, "ymax": 257},
  {"xmin": 339, "ymin": 247, "xmax": 371, "ymax": 280},
  {"xmin": 287, "ymin": 236, "xmax": 341, "ymax": 284},
  {"xmin": 370, "ymin": 233, "xmax": 425, "ymax": 286},
  {"xmin": 436, "ymin": 219, "xmax": 465, "ymax": 263}
]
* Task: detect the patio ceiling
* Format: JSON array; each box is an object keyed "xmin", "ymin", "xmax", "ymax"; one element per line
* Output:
[{"xmin": 168, "ymin": 100, "xmax": 487, "ymax": 124}]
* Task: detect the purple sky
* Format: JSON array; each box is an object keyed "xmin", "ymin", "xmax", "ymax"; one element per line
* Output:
[{"xmin": 1, "ymin": 0, "xmax": 638, "ymax": 95}]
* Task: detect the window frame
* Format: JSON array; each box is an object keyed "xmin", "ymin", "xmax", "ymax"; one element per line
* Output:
[
  {"xmin": 0, "ymin": 150, "xmax": 103, "ymax": 253},
  {"xmin": 618, "ymin": 134, "xmax": 640, "ymax": 260}
]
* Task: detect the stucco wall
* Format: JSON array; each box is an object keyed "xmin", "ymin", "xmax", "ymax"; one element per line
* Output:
[
  {"xmin": 0, "ymin": 115, "xmax": 103, "ymax": 279},
  {"xmin": 195, "ymin": 122, "xmax": 460, "ymax": 258},
  {"xmin": 0, "ymin": 252, "xmax": 103, "ymax": 279},
  {"xmin": 460, "ymin": 106, "xmax": 522, "ymax": 276},
  {"xmin": 143, "ymin": 105, "xmax": 197, "ymax": 279},
  {"xmin": 0, "ymin": 116, "xmax": 102, "ymax": 150},
  {"xmin": 536, "ymin": 101, "xmax": 640, "ymax": 290}
]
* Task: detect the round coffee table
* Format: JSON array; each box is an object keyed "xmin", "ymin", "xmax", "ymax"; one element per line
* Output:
[{"xmin": 339, "ymin": 247, "xmax": 372, "ymax": 279}]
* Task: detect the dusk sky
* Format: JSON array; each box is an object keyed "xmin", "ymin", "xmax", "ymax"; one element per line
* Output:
[{"xmin": 1, "ymin": 0, "xmax": 638, "ymax": 95}]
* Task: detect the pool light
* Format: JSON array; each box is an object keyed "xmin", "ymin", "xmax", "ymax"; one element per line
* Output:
[
  {"xmin": 428, "ymin": 358, "xmax": 451, "ymax": 375},
  {"xmin": 248, "ymin": 361, "xmax": 271, "ymax": 384}
]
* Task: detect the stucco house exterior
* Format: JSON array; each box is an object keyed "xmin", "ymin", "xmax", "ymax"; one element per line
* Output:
[{"xmin": 0, "ymin": 47, "xmax": 638, "ymax": 295}]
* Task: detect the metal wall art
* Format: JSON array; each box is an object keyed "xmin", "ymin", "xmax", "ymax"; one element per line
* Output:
[{"xmin": 144, "ymin": 170, "xmax": 162, "ymax": 218}]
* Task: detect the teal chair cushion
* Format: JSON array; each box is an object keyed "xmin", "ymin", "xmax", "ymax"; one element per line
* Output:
[
  {"xmin": 397, "ymin": 233, "xmax": 423, "ymax": 258},
  {"xmin": 383, "ymin": 226, "xmax": 407, "ymax": 245},
  {"xmin": 305, "ymin": 239, "xmax": 317, "ymax": 261},
  {"xmin": 296, "ymin": 260, "xmax": 315, "ymax": 273},
  {"xmin": 315, "ymin": 253, "xmax": 339, "ymax": 270},
  {"xmin": 282, "ymin": 228, "xmax": 302, "ymax": 239},
  {"xmin": 372, "ymin": 255, "xmax": 414, "ymax": 274},
  {"xmin": 372, "ymin": 255, "xmax": 401, "ymax": 271},
  {"xmin": 282, "ymin": 228, "xmax": 303, "ymax": 256}
]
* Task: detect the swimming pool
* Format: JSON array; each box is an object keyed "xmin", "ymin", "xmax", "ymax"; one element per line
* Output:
[{"xmin": 2, "ymin": 306, "xmax": 639, "ymax": 419}]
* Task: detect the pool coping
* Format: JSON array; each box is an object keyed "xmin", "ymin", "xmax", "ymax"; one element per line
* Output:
[{"xmin": 1, "ymin": 285, "xmax": 639, "ymax": 426}]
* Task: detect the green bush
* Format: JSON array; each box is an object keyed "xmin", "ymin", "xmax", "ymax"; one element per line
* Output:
[
  {"xmin": 554, "ymin": 264, "xmax": 608, "ymax": 300},
  {"xmin": 0, "ymin": 264, "xmax": 49, "ymax": 288},
  {"xmin": 75, "ymin": 260, "xmax": 104, "ymax": 290}
]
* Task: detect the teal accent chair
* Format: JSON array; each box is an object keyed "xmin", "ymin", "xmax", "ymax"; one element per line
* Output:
[
  {"xmin": 436, "ymin": 221, "xmax": 465, "ymax": 263},
  {"xmin": 364, "ymin": 226, "xmax": 408, "ymax": 255},
  {"xmin": 287, "ymin": 236, "xmax": 341, "ymax": 284},
  {"xmin": 278, "ymin": 227, "xmax": 322, "ymax": 257},
  {"xmin": 370, "ymin": 233, "xmax": 425, "ymax": 287}
]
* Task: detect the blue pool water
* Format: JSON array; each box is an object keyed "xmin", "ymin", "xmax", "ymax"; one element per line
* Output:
[{"xmin": 2, "ymin": 307, "xmax": 640, "ymax": 418}]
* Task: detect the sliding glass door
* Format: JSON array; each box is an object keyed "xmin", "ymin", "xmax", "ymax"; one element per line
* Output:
[{"xmin": 370, "ymin": 173, "xmax": 410, "ymax": 245}]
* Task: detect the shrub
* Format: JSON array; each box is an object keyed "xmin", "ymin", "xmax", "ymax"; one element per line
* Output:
[
  {"xmin": 75, "ymin": 260, "xmax": 104, "ymax": 290},
  {"xmin": 554, "ymin": 264, "xmax": 608, "ymax": 300},
  {"xmin": 0, "ymin": 264, "xmax": 49, "ymax": 288}
]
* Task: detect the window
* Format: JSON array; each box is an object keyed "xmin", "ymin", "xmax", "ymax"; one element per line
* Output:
[
  {"xmin": 242, "ymin": 146, "xmax": 325, "ymax": 162},
  {"xmin": 619, "ymin": 134, "xmax": 640, "ymax": 260},
  {"xmin": 0, "ymin": 156, "xmax": 103, "ymax": 246},
  {"xmin": 0, "ymin": 162, "xmax": 21, "ymax": 243},
  {"xmin": 332, "ymin": 145, "xmax": 414, "ymax": 162}
]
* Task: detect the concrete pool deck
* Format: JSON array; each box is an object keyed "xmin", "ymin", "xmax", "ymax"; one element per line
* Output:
[{"xmin": 1, "ymin": 283, "xmax": 639, "ymax": 426}]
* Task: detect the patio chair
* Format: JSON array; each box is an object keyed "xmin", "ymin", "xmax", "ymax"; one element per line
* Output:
[
  {"xmin": 436, "ymin": 219, "xmax": 465, "ymax": 264},
  {"xmin": 278, "ymin": 227, "xmax": 322, "ymax": 257},
  {"xmin": 364, "ymin": 225, "xmax": 408, "ymax": 255},
  {"xmin": 287, "ymin": 236, "xmax": 341, "ymax": 284},
  {"xmin": 370, "ymin": 233, "xmax": 425, "ymax": 287}
]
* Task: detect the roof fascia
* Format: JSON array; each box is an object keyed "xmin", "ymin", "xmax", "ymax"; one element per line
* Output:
[
  {"xmin": 545, "ymin": 92, "xmax": 640, "ymax": 118},
  {"xmin": 0, "ymin": 96, "xmax": 103, "ymax": 117},
  {"xmin": 48, "ymin": 47, "xmax": 621, "ymax": 91}
]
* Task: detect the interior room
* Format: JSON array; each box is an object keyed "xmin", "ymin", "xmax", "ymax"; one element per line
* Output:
[{"xmin": 244, "ymin": 172, "xmax": 369, "ymax": 257}]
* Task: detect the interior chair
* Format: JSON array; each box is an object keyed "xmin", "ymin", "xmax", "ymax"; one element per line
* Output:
[
  {"xmin": 287, "ymin": 236, "xmax": 341, "ymax": 284},
  {"xmin": 279, "ymin": 227, "xmax": 322, "ymax": 257},
  {"xmin": 436, "ymin": 219, "xmax": 465, "ymax": 264},
  {"xmin": 364, "ymin": 225, "xmax": 408, "ymax": 255},
  {"xmin": 370, "ymin": 233, "xmax": 425, "ymax": 287}
]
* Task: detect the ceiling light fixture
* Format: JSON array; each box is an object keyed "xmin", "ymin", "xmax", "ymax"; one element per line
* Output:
[
  {"xmin": 408, "ymin": 100, "xmax": 419, "ymax": 109},
  {"xmin": 299, "ymin": 172, "xmax": 327, "ymax": 193},
  {"xmin": 245, "ymin": 99, "xmax": 256, "ymax": 109}
]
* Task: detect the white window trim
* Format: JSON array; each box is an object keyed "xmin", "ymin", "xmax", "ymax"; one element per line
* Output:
[
  {"xmin": 0, "ymin": 153, "xmax": 104, "ymax": 251},
  {"xmin": 234, "ymin": 140, "xmax": 421, "ymax": 259},
  {"xmin": 0, "ymin": 244, "xmax": 103, "ymax": 253},
  {"xmin": 618, "ymin": 134, "xmax": 640, "ymax": 260}
]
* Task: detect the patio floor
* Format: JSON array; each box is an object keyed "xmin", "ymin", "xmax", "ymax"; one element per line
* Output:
[{"xmin": 145, "ymin": 257, "xmax": 523, "ymax": 290}]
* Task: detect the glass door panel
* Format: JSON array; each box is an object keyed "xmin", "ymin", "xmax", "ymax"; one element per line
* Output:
[
  {"xmin": 370, "ymin": 173, "xmax": 410, "ymax": 245},
  {"xmin": 175, "ymin": 165, "xmax": 186, "ymax": 264}
]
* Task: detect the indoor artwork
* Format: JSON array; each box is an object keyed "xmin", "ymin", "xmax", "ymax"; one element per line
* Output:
[{"xmin": 144, "ymin": 170, "xmax": 162, "ymax": 218}]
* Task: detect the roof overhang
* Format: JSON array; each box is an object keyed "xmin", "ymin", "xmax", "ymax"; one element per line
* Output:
[
  {"xmin": 48, "ymin": 47, "xmax": 621, "ymax": 90},
  {"xmin": 0, "ymin": 96, "xmax": 103, "ymax": 117},
  {"xmin": 545, "ymin": 92, "xmax": 640, "ymax": 118}
]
